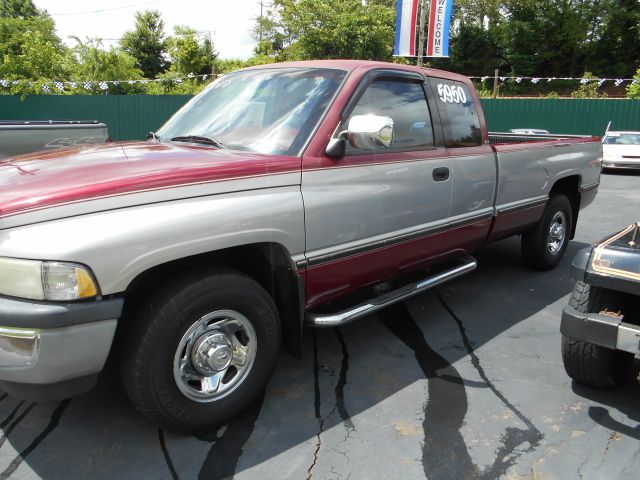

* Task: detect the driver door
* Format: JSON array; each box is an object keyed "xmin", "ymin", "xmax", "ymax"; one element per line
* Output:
[{"xmin": 301, "ymin": 70, "xmax": 453, "ymax": 307}]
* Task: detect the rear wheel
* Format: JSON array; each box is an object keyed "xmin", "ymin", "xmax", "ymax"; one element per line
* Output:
[
  {"xmin": 521, "ymin": 194, "xmax": 573, "ymax": 270},
  {"xmin": 121, "ymin": 269, "xmax": 280, "ymax": 433},
  {"xmin": 561, "ymin": 281, "xmax": 633, "ymax": 389}
]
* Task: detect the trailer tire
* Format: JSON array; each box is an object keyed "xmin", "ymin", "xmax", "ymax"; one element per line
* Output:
[{"xmin": 561, "ymin": 281, "xmax": 633, "ymax": 389}]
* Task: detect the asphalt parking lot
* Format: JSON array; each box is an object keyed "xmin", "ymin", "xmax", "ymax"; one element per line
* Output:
[{"xmin": 0, "ymin": 171, "xmax": 638, "ymax": 480}]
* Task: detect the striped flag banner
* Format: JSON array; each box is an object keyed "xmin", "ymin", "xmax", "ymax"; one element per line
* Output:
[
  {"xmin": 393, "ymin": 0, "xmax": 419, "ymax": 56},
  {"xmin": 427, "ymin": 0, "xmax": 453, "ymax": 57}
]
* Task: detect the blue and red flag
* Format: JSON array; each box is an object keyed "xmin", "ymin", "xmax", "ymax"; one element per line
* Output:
[
  {"xmin": 426, "ymin": 0, "xmax": 453, "ymax": 57},
  {"xmin": 393, "ymin": 0, "xmax": 419, "ymax": 57}
]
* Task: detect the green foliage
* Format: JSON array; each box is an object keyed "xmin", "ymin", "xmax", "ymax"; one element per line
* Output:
[
  {"xmin": 627, "ymin": 70, "xmax": 640, "ymax": 99},
  {"xmin": 167, "ymin": 26, "xmax": 216, "ymax": 76},
  {"xmin": 586, "ymin": 0, "xmax": 640, "ymax": 78},
  {"xmin": 571, "ymin": 72, "xmax": 607, "ymax": 98},
  {"xmin": 65, "ymin": 38, "xmax": 144, "ymax": 94},
  {"xmin": 143, "ymin": 75, "xmax": 209, "ymax": 95},
  {"xmin": 0, "ymin": 0, "xmax": 39, "ymax": 19},
  {"xmin": 0, "ymin": 16, "xmax": 67, "ymax": 81},
  {"xmin": 254, "ymin": 0, "xmax": 395, "ymax": 61},
  {"xmin": 120, "ymin": 9, "xmax": 168, "ymax": 78},
  {"xmin": 1, "ymin": 0, "xmax": 638, "ymax": 98}
]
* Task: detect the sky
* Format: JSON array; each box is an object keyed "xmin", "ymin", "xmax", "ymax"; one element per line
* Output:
[{"xmin": 34, "ymin": 0, "xmax": 260, "ymax": 59}]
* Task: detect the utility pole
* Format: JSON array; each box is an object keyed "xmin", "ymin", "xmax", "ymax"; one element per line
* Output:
[
  {"xmin": 493, "ymin": 68, "xmax": 499, "ymax": 98},
  {"xmin": 258, "ymin": 1, "xmax": 266, "ymax": 44},
  {"xmin": 417, "ymin": 0, "xmax": 428, "ymax": 67},
  {"xmin": 209, "ymin": 31, "xmax": 215, "ymax": 78}
]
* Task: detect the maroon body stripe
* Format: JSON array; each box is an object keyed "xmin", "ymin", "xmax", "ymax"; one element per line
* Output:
[
  {"xmin": 303, "ymin": 218, "xmax": 492, "ymax": 309},
  {"xmin": 0, "ymin": 142, "xmax": 301, "ymax": 217},
  {"xmin": 486, "ymin": 204, "xmax": 545, "ymax": 243}
]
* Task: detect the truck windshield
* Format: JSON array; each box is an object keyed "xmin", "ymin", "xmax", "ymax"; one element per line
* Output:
[{"xmin": 157, "ymin": 68, "xmax": 346, "ymax": 156}]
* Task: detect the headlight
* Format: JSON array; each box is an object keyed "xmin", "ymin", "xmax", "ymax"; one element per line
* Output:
[{"xmin": 0, "ymin": 257, "xmax": 99, "ymax": 301}]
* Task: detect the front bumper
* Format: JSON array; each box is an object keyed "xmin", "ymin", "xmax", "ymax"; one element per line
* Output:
[
  {"xmin": 0, "ymin": 295, "xmax": 122, "ymax": 400},
  {"xmin": 561, "ymin": 305, "xmax": 640, "ymax": 356},
  {"xmin": 602, "ymin": 161, "xmax": 640, "ymax": 170}
]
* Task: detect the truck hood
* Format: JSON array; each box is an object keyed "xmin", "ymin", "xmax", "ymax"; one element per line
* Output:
[{"xmin": 0, "ymin": 142, "xmax": 300, "ymax": 222}]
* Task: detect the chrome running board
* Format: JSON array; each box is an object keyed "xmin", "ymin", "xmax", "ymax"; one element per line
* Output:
[{"xmin": 305, "ymin": 255, "xmax": 477, "ymax": 328}]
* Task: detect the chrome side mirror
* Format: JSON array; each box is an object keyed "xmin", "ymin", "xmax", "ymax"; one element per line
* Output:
[
  {"xmin": 325, "ymin": 114, "xmax": 394, "ymax": 158},
  {"xmin": 345, "ymin": 115, "xmax": 394, "ymax": 150}
]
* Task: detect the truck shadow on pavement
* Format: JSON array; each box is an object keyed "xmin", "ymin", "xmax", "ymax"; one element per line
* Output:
[
  {"xmin": 3, "ymin": 237, "xmax": 634, "ymax": 479},
  {"xmin": 571, "ymin": 364, "xmax": 640, "ymax": 441}
]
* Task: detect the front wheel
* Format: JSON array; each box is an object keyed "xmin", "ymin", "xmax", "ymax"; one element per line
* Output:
[
  {"xmin": 121, "ymin": 269, "xmax": 280, "ymax": 433},
  {"xmin": 521, "ymin": 194, "xmax": 573, "ymax": 271}
]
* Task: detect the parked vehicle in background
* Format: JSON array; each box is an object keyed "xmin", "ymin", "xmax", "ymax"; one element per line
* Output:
[
  {"xmin": 601, "ymin": 131, "xmax": 640, "ymax": 170},
  {"xmin": 0, "ymin": 120, "xmax": 109, "ymax": 159},
  {"xmin": 0, "ymin": 60, "xmax": 602, "ymax": 432},
  {"xmin": 508, "ymin": 128, "xmax": 550, "ymax": 135},
  {"xmin": 561, "ymin": 222, "xmax": 640, "ymax": 388}
]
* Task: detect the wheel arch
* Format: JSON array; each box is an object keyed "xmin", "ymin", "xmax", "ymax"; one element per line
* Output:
[
  {"xmin": 550, "ymin": 174, "xmax": 581, "ymax": 239},
  {"xmin": 122, "ymin": 243, "xmax": 305, "ymax": 357}
]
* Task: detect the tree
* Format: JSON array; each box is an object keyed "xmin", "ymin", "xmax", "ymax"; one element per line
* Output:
[
  {"xmin": 587, "ymin": 0, "xmax": 640, "ymax": 77},
  {"xmin": 166, "ymin": 26, "xmax": 216, "ymax": 75},
  {"xmin": 65, "ymin": 38, "xmax": 143, "ymax": 93},
  {"xmin": 627, "ymin": 69, "xmax": 640, "ymax": 99},
  {"xmin": 446, "ymin": 24, "xmax": 501, "ymax": 76},
  {"xmin": 0, "ymin": 2, "xmax": 68, "ymax": 80},
  {"xmin": 571, "ymin": 72, "xmax": 607, "ymax": 98},
  {"xmin": 0, "ymin": 0, "xmax": 39, "ymax": 19},
  {"xmin": 120, "ymin": 9, "xmax": 168, "ymax": 78},
  {"xmin": 253, "ymin": 0, "xmax": 395, "ymax": 61}
]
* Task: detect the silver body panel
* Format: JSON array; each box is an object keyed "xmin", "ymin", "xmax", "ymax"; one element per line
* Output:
[
  {"xmin": 448, "ymin": 149, "xmax": 497, "ymax": 219},
  {"xmin": 0, "ymin": 320, "xmax": 116, "ymax": 384},
  {"xmin": 493, "ymin": 141, "xmax": 602, "ymax": 209},
  {"xmin": 0, "ymin": 178, "xmax": 306, "ymax": 295},
  {"xmin": 302, "ymin": 155, "xmax": 452, "ymax": 261}
]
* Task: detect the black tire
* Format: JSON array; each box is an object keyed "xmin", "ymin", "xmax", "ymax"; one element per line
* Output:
[
  {"xmin": 521, "ymin": 194, "xmax": 573, "ymax": 271},
  {"xmin": 121, "ymin": 269, "xmax": 280, "ymax": 433},
  {"xmin": 561, "ymin": 281, "xmax": 633, "ymax": 389}
]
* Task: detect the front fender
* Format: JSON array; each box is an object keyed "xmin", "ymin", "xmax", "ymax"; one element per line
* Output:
[{"xmin": 0, "ymin": 187, "xmax": 306, "ymax": 295}]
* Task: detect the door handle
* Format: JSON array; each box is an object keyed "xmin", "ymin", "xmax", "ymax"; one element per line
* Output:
[{"xmin": 432, "ymin": 167, "xmax": 450, "ymax": 181}]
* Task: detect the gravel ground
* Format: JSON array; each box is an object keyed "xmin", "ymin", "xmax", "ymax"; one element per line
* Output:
[{"xmin": 0, "ymin": 170, "xmax": 638, "ymax": 480}]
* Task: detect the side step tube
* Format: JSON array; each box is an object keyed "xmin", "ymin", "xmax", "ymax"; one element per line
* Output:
[{"xmin": 305, "ymin": 255, "xmax": 477, "ymax": 328}]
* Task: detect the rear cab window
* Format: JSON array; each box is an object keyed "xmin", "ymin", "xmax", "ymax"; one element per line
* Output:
[{"xmin": 429, "ymin": 78, "xmax": 482, "ymax": 147}]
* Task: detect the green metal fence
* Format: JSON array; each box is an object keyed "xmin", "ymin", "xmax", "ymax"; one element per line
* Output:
[
  {"xmin": 0, "ymin": 95, "xmax": 192, "ymax": 141},
  {"xmin": 0, "ymin": 95, "xmax": 638, "ymax": 141},
  {"xmin": 480, "ymin": 98, "xmax": 640, "ymax": 135}
]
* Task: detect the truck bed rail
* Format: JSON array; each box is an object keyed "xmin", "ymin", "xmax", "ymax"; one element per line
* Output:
[{"xmin": 488, "ymin": 132, "xmax": 597, "ymax": 145}]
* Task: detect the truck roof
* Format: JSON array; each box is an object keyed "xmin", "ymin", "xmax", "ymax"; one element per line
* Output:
[{"xmin": 242, "ymin": 59, "xmax": 470, "ymax": 83}]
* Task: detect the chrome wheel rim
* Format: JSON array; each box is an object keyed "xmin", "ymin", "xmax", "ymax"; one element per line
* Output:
[
  {"xmin": 173, "ymin": 309, "xmax": 256, "ymax": 402},
  {"xmin": 547, "ymin": 211, "xmax": 567, "ymax": 255}
]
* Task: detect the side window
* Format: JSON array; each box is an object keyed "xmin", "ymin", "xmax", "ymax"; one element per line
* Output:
[
  {"xmin": 345, "ymin": 78, "xmax": 434, "ymax": 154},
  {"xmin": 432, "ymin": 79, "xmax": 482, "ymax": 147}
]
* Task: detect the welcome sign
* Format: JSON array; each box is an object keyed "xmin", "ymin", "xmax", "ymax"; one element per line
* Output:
[{"xmin": 426, "ymin": 0, "xmax": 453, "ymax": 57}]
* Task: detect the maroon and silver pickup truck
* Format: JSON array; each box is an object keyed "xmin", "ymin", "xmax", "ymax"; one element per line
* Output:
[{"xmin": 0, "ymin": 60, "xmax": 602, "ymax": 432}]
